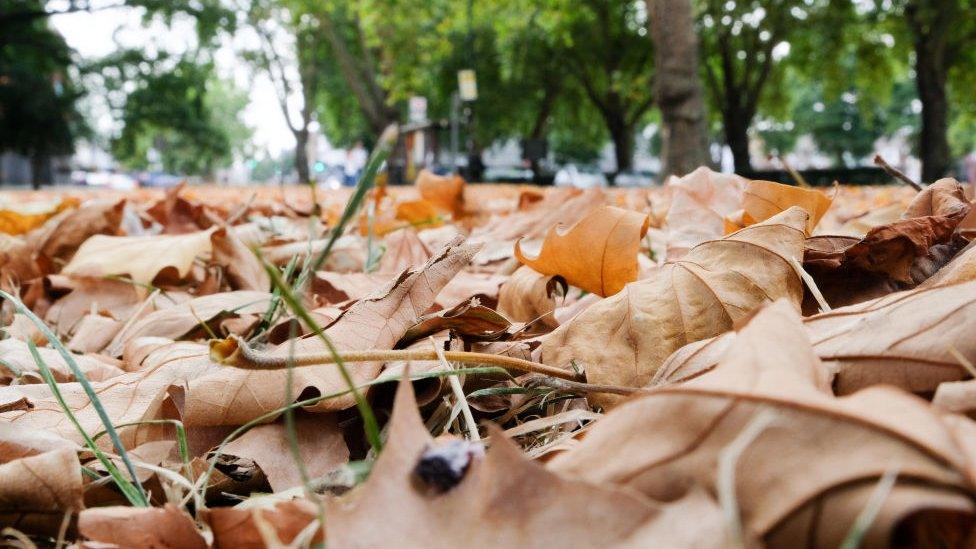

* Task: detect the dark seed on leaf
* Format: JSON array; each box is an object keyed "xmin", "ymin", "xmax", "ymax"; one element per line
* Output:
[{"xmin": 413, "ymin": 439, "xmax": 485, "ymax": 494}]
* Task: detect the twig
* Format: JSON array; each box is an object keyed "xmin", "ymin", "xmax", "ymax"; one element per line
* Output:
[
  {"xmin": 873, "ymin": 155, "xmax": 923, "ymax": 191},
  {"xmin": 432, "ymin": 337, "xmax": 480, "ymax": 441},
  {"xmin": 779, "ymin": 156, "xmax": 809, "ymax": 188},
  {"xmin": 789, "ymin": 256, "xmax": 831, "ymax": 313},
  {"xmin": 521, "ymin": 374, "xmax": 644, "ymax": 396},
  {"xmin": 212, "ymin": 335, "xmax": 583, "ymax": 381}
]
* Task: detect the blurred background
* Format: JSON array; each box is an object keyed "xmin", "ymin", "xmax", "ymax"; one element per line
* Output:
[{"xmin": 1, "ymin": 0, "xmax": 975, "ymax": 188}]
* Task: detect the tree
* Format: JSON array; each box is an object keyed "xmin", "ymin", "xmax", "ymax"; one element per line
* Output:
[
  {"xmin": 876, "ymin": 0, "xmax": 976, "ymax": 180},
  {"xmin": 648, "ymin": 0, "xmax": 710, "ymax": 177},
  {"xmin": 697, "ymin": 0, "xmax": 845, "ymax": 173},
  {"xmin": 0, "ymin": 0, "xmax": 85, "ymax": 187},
  {"xmin": 554, "ymin": 0, "xmax": 655, "ymax": 178},
  {"xmin": 236, "ymin": 0, "xmax": 320, "ymax": 183},
  {"xmin": 107, "ymin": 57, "xmax": 249, "ymax": 176}
]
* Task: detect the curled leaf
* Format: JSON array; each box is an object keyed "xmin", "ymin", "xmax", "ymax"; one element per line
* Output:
[{"xmin": 515, "ymin": 205, "xmax": 650, "ymax": 297}]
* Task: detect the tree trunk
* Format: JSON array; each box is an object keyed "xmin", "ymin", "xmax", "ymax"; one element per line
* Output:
[
  {"xmin": 30, "ymin": 153, "xmax": 45, "ymax": 190},
  {"xmin": 606, "ymin": 114, "xmax": 634, "ymax": 182},
  {"xmin": 914, "ymin": 35, "xmax": 950, "ymax": 182},
  {"xmin": 294, "ymin": 129, "xmax": 310, "ymax": 184},
  {"xmin": 722, "ymin": 108, "xmax": 752, "ymax": 173},
  {"xmin": 648, "ymin": 0, "xmax": 710, "ymax": 178}
]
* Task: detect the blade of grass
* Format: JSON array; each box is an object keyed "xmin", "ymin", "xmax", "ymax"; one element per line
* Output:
[
  {"xmin": 301, "ymin": 124, "xmax": 398, "ymax": 285},
  {"xmin": 261, "ymin": 257, "xmax": 383, "ymax": 454},
  {"xmin": 91, "ymin": 419, "xmax": 192, "ymax": 482},
  {"xmin": 1, "ymin": 290, "xmax": 148, "ymax": 506},
  {"xmin": 839, "ymin": 468, "xmax": 900, "ymax": 549},
  {"xmin": 252, "ymin": 255, "xmax": 300, "ymax": 341},
  {"xmin": 26, "ymin": 341, "xmax": 148, "ymax": 507}
]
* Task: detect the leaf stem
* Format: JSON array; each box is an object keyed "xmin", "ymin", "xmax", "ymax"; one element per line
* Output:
[{"xmin": 212, "ymin": 334, "xmax": 583, "ymax": 382}]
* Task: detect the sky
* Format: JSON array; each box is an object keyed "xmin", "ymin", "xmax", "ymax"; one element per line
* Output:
[{"xmin": 49, "ymin": 4, "xmax": 299, "ymax": 156}]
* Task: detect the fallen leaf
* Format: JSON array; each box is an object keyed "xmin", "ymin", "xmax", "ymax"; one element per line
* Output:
[
  {"xmin": 0, "ymin": 448, "xmax": 83, "ymax": 534},
  {"xmin": 0, "ymin": 423, "xmax": 77, "ymax": 464},
  {"xmin": 61, "ymin": 229, "xmax": 216, "ymax": 292},
  {"xmin": 416, "ymin": 169, "xmax": 465, "ymax": 217},
  {"xmin": 0, "ymin": 196, "xmax": 79, "ymax": 236},
  {"xmin": 207, "ymin": 498, "xmax": 322, "ymax": 549},
  {"xmin": 514, "ymin": 205, "xmax": 650, "ymax": 297},
  {"xmin": 395, "ymin": 200, "xmax": 444, "ymax": 229},
  {"xmin": 497, "ymin": 266, "xmax": 567, "ymax": 328},
  {"xmin": 377, "ymin": 228, "xmax": 432, "ymax": 274},
  {"xmin": 325, "ymin": 371, "xmax": 727, "ymax": 548},
  {"xmin": 221, "ymin": 411, "xmax": 349, "ymax": 492},
  {"xmin": 104, "ymin": 291, "xmax": 272, "ymax": 357},
  {"xmin": 398, "ymin": 299, "xmax": 513, "ymax": 348},
  {"xmin": 30, "ymin": 198, "xmax": 125, "ymax": 272},
  {"xmin": 542, "ymin": 207, "xmax": 807, "ymax": 401},
  {"xmin": 79, "ymin": 504, "xmax": 206, "ymax": 548},
  {"xmin": 550, "ymin": 301, "xmax": 976, "ymax": 547},
  {"xmin": 189, "ymin": 237, "xmax": 480, "ymax": 423},
  {"xmin": 211, "ymin": 226, "xmax": 270, "ymax": 292},
  {"xmin": 664, "ymin": 166, "xmax": 745, "ymax": 258},
  {"xmin": 0, "ymin": 338, "xmax": 123, "ymax": 383},
  {"xmin": 732, "ymin": 179, "xmax": 833, "ymax": 233}
]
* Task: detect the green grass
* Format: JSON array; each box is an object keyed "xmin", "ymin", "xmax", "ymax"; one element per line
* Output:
[{"xmin": 1, "ymin": 290, "xmax": 148, "ymax": 506}]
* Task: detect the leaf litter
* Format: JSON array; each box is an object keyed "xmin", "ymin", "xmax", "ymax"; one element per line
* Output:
[{"xmin": 0, "ymin": 167, "xmax": 975, "ymax": 547}]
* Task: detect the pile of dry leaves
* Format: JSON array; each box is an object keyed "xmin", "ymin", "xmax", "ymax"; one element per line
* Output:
[{"xmin": 1, "ymin": 165, "xmax": 975, "ymax": 548}]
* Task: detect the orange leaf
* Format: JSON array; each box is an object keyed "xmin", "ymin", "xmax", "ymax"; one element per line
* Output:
[
  {"xmin": 0, "ymin": 196, "xmax": 80, "ymax": 235},
  {"xmin": 739, "ymin": 179, "xmax": 832, "ymax": 233},
  {"xmin": 395, "ymin": 199, "xmax": 444, "ymax": 229},
  {"xmin": 416, "ymin": 169, "xmax": 464, "ymax": 217},
  {"xmin": 514, "ymin": 205, "xmax": 650, "ymax": 297}
]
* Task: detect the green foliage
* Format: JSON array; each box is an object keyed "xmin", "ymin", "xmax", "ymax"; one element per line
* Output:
[
  {"xmin": 107, "ymin": 56, "xmax": 250, "ymax": 175},
  {"xmin": 0, "ymin": 0, "xmax": 85, "ymax": 162}
]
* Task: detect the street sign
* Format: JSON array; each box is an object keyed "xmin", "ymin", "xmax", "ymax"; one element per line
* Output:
[
  {"xmin": 458, "ymin": 69, "xmax": 478, "ymax": 101},
  {"xmin": 408, "ymin": 96, "xmax": 428, "ymax": 123}
]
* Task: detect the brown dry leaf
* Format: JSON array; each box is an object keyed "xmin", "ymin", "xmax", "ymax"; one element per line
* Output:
[
  {"xmin": 0, "ymin": 342, "xmax": 220, "ymax": 447},
  {"xmin": 665, "ymin": 166, "xmax": 745, "ymax": 258},
  {"xmin": 30, "ymin": 198, "xmax": 126, "ymax": 271},
  {"xmin": 735, "ymin": 179, "xmax": 833, "ymax": 233},
  {"xmin": 211, "ymin": 226, "xmax": 270, "ymax": 292},
  {"xmin": 497, "ymin": 265, "xmax": 566, "ymax": 328},
  {"xmin": 806, "ymin": 282, "xmax": 976, "ymax": 395},
  {"xmin": 0, "ymin": 196, "xmax": 80, "ymax": 236},
  {"xmin": 550, "ymin": 301, "xmax": 976, "ymax": 547},
  {"xmin": 398, "ymin": 298, "xmax": 512, "ymax": 348},
  {"xmin": 104, "ymin": 291, "xmax": 272, "ymax": 356},
  {"xmin": 920, "ymin": 239, "xmax": 976, "ymax": 289},
  {"xmin": 377, "ymin": 228, "xmax": 432, "ymax": 274},
  {"xmin": 66, "ymin": 314, "xmax": 120, "ymax": 353},
  {"xmin": 79, "ymin": 504, "xmax": 207, "ymax": 548},
  {"xmin": 61, "ymin": 228, "xmax": 216, "ymax": 291},
  {"xmin": 188, "ymin": 237, "xmax": 479, "ymax": 423},
  {"xmin": 0, "ymin": 448, "xmax": 83, "ymax": 534},
  {"xmin": 222, "ymin": 411, "xmax": 349, "ymax": 492},
  {"xmin": 310, "ymin": 271, "xmax": 390, "ymax": 305},
  {"xmin": 416, "ymin": 168, "xmax": 465, "ymax": 217},
  {"xmin": 0, "ymin": 234, "xmax": 40, "ymax": 288},
  {"xmin": 207, "ymin": 498, "xmax": 322, "ymax": 549},
  {"xmin": 325, "ymin": 372, "xmax": 726, "ymax": 548},
  {"xmin": 0, "ymin": 423, "xmax": 77, "ymax": 464},
  {"xmin": 515, "ymin": 205, "xmax": 650, "ymax": 297},
  {"xmin": 658, "ymin": 281, "xmax": 976, "ymax": 397},
  {"xmin": 45, "ymin": 276, "xmax": 143, "ymax": 335},
  {"xmin": 542, "ymin": 207, "xmax": 807, "ymax": 401},
  {"xmin": 0, "ymin": 338, "xmax": 124, "ymax": 383}
]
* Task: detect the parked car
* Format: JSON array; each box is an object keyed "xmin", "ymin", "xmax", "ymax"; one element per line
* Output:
[
  {"xmin": 483, "ymin": 165, "xmax": 535, "ymax": 183},
  {"xmin": 138, "ymin": 172, "xmax": 183, "ymax": 188},
  {"xmin": 79, "ymin": 170, "xmax": 138, "ymax": 189},
  {"xmin": 614, "ymin": 170, "xmax": 657, "ymax": 187},
  {"xmin": 554, "ymin": 164, "xmax": 608, "ymax": 188}
]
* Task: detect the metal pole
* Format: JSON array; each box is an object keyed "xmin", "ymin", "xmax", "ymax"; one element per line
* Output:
[{"xmin": 450, "ymin": 92, "xmax": 460, "ymax": 174}]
